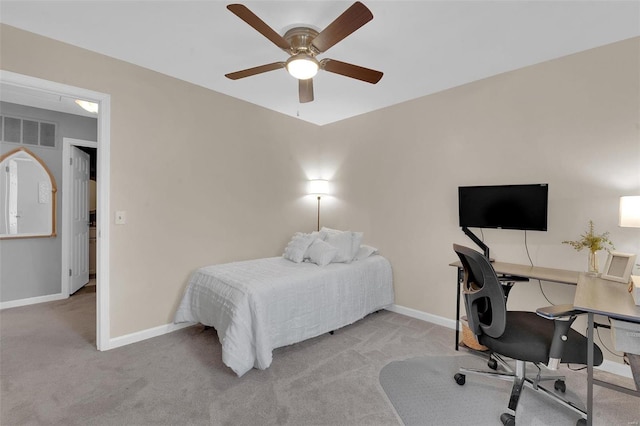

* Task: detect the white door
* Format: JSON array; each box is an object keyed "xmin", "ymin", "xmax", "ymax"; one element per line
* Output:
[{"xmin": 69, "ymin": 146, "xmax": 90, "ymax": 294}]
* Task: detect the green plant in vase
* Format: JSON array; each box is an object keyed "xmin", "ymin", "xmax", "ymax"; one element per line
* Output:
[{"xmin": 562, "ymin": 220, "xmax": 615, "ymax": 275}]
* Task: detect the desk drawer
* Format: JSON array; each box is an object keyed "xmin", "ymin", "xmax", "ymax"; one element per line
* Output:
[{"xmin": 611, "ymin": 318, "xmax": 640, "ymax": 354}]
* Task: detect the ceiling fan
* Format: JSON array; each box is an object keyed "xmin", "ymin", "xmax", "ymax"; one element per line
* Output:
[{"xmin": 225, "ymin": 2, "xmax": 383, "ymax": 103}]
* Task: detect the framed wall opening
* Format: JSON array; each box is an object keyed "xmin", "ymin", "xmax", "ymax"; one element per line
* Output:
[{"xmin": 0, "ymin": 70, "xmax": 111, "ymax": 350}]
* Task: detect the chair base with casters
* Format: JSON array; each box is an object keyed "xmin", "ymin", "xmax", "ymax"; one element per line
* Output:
[
  {"xmin": 452, "ymin": 244, "xmax": 603, "ymax": 426},
  {"xmin": 454, "ymin": 352, "xmax": 589, "ymax": 426}
]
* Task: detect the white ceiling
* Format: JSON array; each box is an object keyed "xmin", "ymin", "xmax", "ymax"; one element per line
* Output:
[{"xmin": 1, "ymin": 1, "xmax": 639, "ymax": 125}]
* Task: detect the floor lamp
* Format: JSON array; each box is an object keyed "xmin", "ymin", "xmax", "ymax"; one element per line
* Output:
[{"xmin": 309, "ymin": 180, "xmax": 329, "ymax": 231}]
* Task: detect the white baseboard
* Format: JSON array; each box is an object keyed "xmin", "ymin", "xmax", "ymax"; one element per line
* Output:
[
  {"xmin": 386, "ymin": 304, "xmax": 633, "ymax": 379},
  {"xmin": 104, "ymin": 321, "xmax": 196, "ymax": 350},
  {"xmin": 386, "ymin": 304, "xmax": 458, "ymax": 330},
  {"xmin": 100, "ymin": 304, "xmax": 633, "ymax": 380},
  {"xmin": 1, "ymin": 293, "xmax": 67, "ymax": 310}
]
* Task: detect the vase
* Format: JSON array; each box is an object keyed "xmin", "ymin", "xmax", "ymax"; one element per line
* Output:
[{"xmin": 588, "ymin": 251, "xmax": 599, "ymax": 276}]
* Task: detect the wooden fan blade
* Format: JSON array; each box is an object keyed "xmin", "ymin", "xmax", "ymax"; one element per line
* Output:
[
  {"xmin": 321, "ymin": 59, "xmax": 383, "ymax": 84},
  {"xmin": 227, "ymin": 4, "xmax": 290, "ymax": 51},
  {"xmin": 225, "ymin": 62, "xmax": 286, "ymax": 80},
  {"xmin": 311, "ymin": 2, "xmax": 373, "ymax": 53},
  {"xmin": 299, "ymin": 79, "xmax": 314, "ymax": 103}
]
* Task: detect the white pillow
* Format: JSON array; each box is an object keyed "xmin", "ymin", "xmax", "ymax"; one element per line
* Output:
[
  {"xmin": 322, "ymin": 230, "xmax": 354, "ymax": 263},
  {"xmin": 306, "ymin": 239, "xmax": 338, "ymax": 267},
  {"xmin": 320, "ymin": 227, "xmax": 363, "ymax": 263},
  {"xmin": 351, "ymin": 232, "xmax": 364, "ymax": 259},
  {"xmin": 354, "ymin": 244, "xmax": 378, "ymax": 261},
  {"xmin": 283, "ymin": 232, "xmax": 317, "ymax": 263},
  {"xmin": 319, "ymin": 226, "xmax": 341, "ymax": 236}
]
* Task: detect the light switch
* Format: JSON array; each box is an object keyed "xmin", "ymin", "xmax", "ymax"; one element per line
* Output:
[{"xmin": 115, "ymin": 211, "xmax": 126, "ymax": 225}]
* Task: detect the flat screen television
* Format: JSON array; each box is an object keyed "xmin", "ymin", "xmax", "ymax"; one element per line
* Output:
[{"xmin": 458, "ymin": 184, "xmax": 548, "ymax": 231}]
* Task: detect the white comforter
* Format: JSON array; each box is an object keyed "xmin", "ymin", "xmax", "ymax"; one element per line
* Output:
[{"xmin": 174, "ymin": 255, "xmax": 393, "ymax": 377}]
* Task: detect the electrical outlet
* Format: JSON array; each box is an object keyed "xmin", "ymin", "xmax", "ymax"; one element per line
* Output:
[{"xmin": 115, "ymin": 211, "xmax": 126, "ymax": 225}]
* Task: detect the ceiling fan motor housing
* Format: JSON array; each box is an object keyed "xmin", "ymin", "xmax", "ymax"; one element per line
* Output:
[{"xmin": 284, "ymin": 27, "xmax": 320, "ymax": 55}]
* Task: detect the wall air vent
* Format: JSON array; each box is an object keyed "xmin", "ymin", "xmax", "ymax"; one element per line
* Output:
[{"xmin": 0, "ymin": 115, "xmax": 56, "ymax": 148}]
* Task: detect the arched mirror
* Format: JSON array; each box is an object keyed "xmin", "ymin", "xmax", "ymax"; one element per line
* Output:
[{"xmin": 0, "ymin": 147, "xmax": 57, "ymax": 239}]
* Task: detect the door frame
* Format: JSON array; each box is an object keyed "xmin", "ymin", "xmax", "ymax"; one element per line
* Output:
[
  {"xmin": 1, "ymin": 70, "xmax": 112, "ymax": 351},
  {"xmin": 62, "ymin": 138, "xmax": 96, "ymax": 296}
]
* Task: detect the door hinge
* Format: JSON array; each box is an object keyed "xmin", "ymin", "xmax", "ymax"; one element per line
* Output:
[
  {"xmin": 69, "ymin": 157, "xmax": 73, "ymax": 166},
  {"xmin": 69, "ymin": 268, "xmax": 72, "ymax": 277}
]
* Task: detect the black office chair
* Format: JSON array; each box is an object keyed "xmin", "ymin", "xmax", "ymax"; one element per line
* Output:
[{"xmin": 452, "ymin": 244, "xmax": 603, "ymax": 426}]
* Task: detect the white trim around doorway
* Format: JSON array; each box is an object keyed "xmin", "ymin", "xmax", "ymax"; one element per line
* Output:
[{"xmin": 0, "ymin": 70, "xmax": 111, "ymax": 351}]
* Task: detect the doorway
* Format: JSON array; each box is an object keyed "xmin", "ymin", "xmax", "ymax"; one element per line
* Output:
[{"xmin": 0, "ymin": 70, "xmax": 111, "ymax": 350}]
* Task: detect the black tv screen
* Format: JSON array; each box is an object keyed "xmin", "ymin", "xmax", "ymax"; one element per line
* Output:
[{"xmin": 458, "ymin": 184, "xmax": 548, "ymax": 231}]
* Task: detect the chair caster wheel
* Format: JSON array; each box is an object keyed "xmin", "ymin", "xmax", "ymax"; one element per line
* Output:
[
  {"xmin": 500, "ymin": 413, "xmax": 515, "ymax": 426},
  {"xmin": 554, "ymin": 379, "xmax": 566, "ymax": 393},
  {"xmin": 576, "ymin": 418, "xmax": 586, "ymax": 426},
  {"xmin": 454, "ymin": 373, "xmax": 466, "ymax": 385},
  {"xmin": 488, "ymin": 358, "xmax": 498, "ymax": 370}
]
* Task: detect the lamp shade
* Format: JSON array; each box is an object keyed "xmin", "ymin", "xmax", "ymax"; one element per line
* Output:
[
  {"xmin": 619, "ymin": 196, "xmax": 640, "ymax": 227},
  {"xmin": 308, "ymin": 179, "xmax": 329, "ymax": 195}
]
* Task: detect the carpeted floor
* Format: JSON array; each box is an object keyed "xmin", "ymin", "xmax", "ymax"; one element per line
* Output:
[{"xmin": 1, "ymin": 287, "xmax": 638, "ymax": 425}]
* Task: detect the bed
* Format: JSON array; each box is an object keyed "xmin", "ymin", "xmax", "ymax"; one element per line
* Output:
[{"xmin": 174, "ymin": 252, "xmax": 393, "ymax": 377}]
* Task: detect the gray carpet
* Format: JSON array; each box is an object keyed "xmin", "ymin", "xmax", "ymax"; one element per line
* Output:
[
  {"xmin": 1, "ymin": 286, "xmax": 638, "ymax": 425},
  {"xmin": 1, "ymin": 287, "xmax": 442, "ymax": 426},
  {"xmin": 380, "ymin": 354, "xmax": 640, "ymax": 426}
]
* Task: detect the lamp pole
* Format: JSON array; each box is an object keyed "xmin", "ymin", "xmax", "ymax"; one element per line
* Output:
[
  {"xmin": 317, "ymin": 196, "xmax": 321, "ymax": 232},
  {"xmin": 308, "ymin": 179, "xmax": 329, "ymax": 232}
]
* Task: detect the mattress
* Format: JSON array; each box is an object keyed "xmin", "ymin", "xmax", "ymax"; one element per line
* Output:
[{"xmin": 174, "ymin": 255, "xmax": 394, "ymax": 376}]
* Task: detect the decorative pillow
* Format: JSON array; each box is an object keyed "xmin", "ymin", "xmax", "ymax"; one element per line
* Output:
[
  {"xmin": 321, "ymin": 230, "xmax": 354, "ymax": 263},
  {"xmin": 354, "ymin": 244, "xmax": 378, "ymax": 261},
  {"xmin": 306, "ymin": 239, "xmax": 338, "ymax": 267},
  {"xmin": 351, "ymin": 232, "xmax": 364, "ymax": 259},
  {"xmin": 320, "ymin": 227, "xmax": 363, "ymax": 263},
  {"xmin": 283, "ymin": 232, "xmax": 317, "ymax": 263},
  {"xmin": 319, "ymin": 226, "xmax": 341, "ymax": 235}
]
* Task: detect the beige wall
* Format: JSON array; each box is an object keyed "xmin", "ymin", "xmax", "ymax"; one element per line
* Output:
[
  {"xmin": 317, "ymin": 37, "xmax": 640, "ymax": 361},
  {"xmin": 2, "ymin": 25, "xmax": 639, "ymax": 363},
  {"xmin": 319, "ymin": 35, "xmax": 640, "ymax": 316},
  {"xmin": 1, "ymin": 24, "xmax": 323, "ymax": 335}
]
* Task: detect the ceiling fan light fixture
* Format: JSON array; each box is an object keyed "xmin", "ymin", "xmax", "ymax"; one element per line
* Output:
[
  {"xmin": 75, "ymin": 99, "xmax": 99, "ymax": 113},
  {"xmin": 286, "ymin": 54, "xmax": 319, "ymax": 80}
]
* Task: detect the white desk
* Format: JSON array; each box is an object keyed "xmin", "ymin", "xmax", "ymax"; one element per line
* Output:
[
  {"xmin": 573, "ymin": 273, "xmax": 640, "ymax": 426},
  {"xmin": 449, "ymin": 260, "xmax": 580, "ymax": 284}
]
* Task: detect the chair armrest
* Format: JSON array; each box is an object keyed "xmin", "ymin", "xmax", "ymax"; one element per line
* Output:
[
  {"xmin": 536, "ymin": 304, "xmax": 581, "ymax": 370},
  {"xmin": 536, "ymin": 304, "xmax": 582, "ymax": 320}
]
